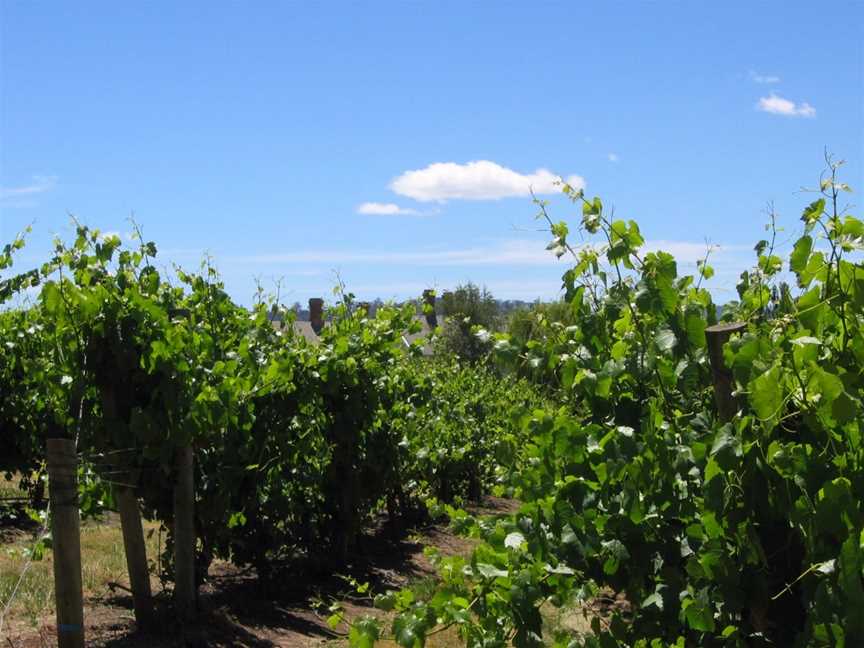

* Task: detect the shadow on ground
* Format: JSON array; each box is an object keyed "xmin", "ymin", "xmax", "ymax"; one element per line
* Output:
[{"xmin": 7, "ymin": 498, "xmax": 514, "ymax": 647}]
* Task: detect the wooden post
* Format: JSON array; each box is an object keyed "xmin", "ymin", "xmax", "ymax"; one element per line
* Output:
[
  {"xmin": 173, "ymin": 444, "xmax": 196, "ymax": 624},
  {"xmin": 705, "ymin": 322, "xmax": 747, "ymax": 422},
  {"xmin": 423, "ymin": 289, "xmax": 437, "ymax": 329},
  {"xmin": 309, "ymin": 297, "xmax": 324, "ymax": 334},
  {"xmin": 97, "ymin": 383, "xmax": 155, "ymax": 630},
  {"xmin": 46, "ymin": 438, "xmax": 85, "ymax": 648},
  {"xmin": 115, "ymin": 469, "xmax": 155, "ymax": 632}
]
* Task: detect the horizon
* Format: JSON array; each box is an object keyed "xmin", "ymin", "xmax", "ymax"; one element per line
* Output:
[{"xmin": 2, "ymin": 1, "xmax": 862, "ymax": 305}]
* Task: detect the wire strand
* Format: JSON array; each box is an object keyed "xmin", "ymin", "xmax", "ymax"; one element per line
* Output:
[{"xmin": 0, "ymin": 502, "xmax": 51, "ymax": 638}]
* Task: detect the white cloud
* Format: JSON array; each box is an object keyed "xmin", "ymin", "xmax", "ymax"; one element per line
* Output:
[
  {"xmin": 356, "ymin": 202, "xmax": 421, "ymax": 216},
  {"xmin": 756, "ymin": 94, "xmax": 816, "ymax": 117},
  {"xmin": 235, "ymin": 239, "xmax": 558, "ymax": 267},
  {"xmin": 0, "ymin": 175, "xmax": 57, "ymax": 199},
  {"xmin": 231, "ymin": 238, "xmax": 753, "ymax": 270},
  {"xmin": 339, "ymin": 279, "xmax": 565, "ymax": 301},
  {"xmin": 607, "ymin": 153, "xmax": 619, "ymax": 162},
  {"xmin": 389, "ymin": 161, "xmax": 585, "ymax": 202},
  {"xmin": 0, "ymin": 176, "xmax": 57, "ymax": 208},
  {"xmin": 643, "ymin": 240, "xmax": 750, "ymax": 264},
  {"xmin": 749, "ymin": 69, "xmax": 781, "ymax": 84},
  {"xmin": 220, "ymin": 238, "xmax": 757, "ymax": 302}
]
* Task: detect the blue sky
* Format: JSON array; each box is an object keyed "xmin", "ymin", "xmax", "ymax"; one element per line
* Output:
[{"xmin": 2, "ymin": 1, "xmax": 862, "ymax": 305}]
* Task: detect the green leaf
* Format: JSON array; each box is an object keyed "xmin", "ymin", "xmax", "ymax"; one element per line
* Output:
[
  {"xmin": 545, "ymin": 562, "xmax": 576, "ymax": 575},
  {"xmin": 790, "ymin": 335, "xmax": 820, "ymax": 347},
  {"xmin": 642, "ymin": 592, "xmax": 664, "ymax": 611},
  {"xmin": 227, "ymin": 511, "xmax": 247, "ymax": 528},
  {"xmin": 685, "ymin": 309, "xmax": 707, "ymax": 348},
  {"xmin": 476, "ymin": 563, "xmax": 509, "ymax": 579},
  {"xmin": 815, "ymin": 478, "xmax": 856, "ymax": 538},
  {"xmin": 374, "ymin": 593, "xmax": 396, "ymax": 611},
  {"xmin": 797, "ymin": 285, "xmax": 826, "ymax": 333},
  {"xmin": 655, "ymin": 328, "xmax": 676, "ymax": 353},
  {"xmin": 349, "ymin": 617, "xmax": 381, "ymax": 648},
  {"xmin": 809, "ymin": 365, "xmax": 844, "ymax": 405},
  {"xmin": 840, "ymin": 533, "xmax": 864, "ymax": 642},
  {"xmin": 790, "ymin": 235, "xmax": 813, "ymax": 275},
  {"xmin": 682, "ymin": 598, "xmax": 716, "ymax": 632},
  {"xmin": 704, "ymin": 456, "xmax": 722, "ymax": 484},
  {"xmin": 749, "ymin": 365, "xmax": 783, "ymax": 428},
  {"xmin": 601, "ymin": 539, "xmax": 629, "ymax": 575},
  {"xmin": 802, "ymin": 198, "xmax": 825, "ymax": 225}
]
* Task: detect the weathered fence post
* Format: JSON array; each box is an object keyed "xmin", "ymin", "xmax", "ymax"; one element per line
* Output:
[
  {"xmin": 46, "ymin": 438, "xmax": 85, "ymax": 648},
  {"xmin": 309, "ymin": 297, "xmax": 324, "ymax": 334},
  {"xmin": 173, "ymin": 444, "xmax": 196, "ymax": 624},
  {"xmin": 115, "ymin": 468, "xmax": 155, "ymax": 632},
  {"xmin": 423, "ymin": 289, "xmax": 437, "ymax": 329},
  {"xmin": 705, "ymin": 322, "xmax": 747, "ymax": 422}
]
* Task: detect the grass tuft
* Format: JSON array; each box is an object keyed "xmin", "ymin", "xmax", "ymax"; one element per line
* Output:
[{"xmin": 0, "ymin": 513, "xmax": 161, "ymax": 628}]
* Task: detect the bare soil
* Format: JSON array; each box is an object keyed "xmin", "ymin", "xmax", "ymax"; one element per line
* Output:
[{"xmin": 2, "ymin": 498, "xmax": 517, "ymax": 647}]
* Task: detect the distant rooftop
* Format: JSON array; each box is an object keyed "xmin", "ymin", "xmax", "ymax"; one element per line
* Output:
[{"xmin": 272, "ymin": 315, "xmax": 435, "ymax": 355}]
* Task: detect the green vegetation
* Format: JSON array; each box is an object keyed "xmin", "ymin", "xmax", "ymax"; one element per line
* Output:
[
  {"xmin": 340, "ymin": 157, "xmax": 864, "ymax": 647},
  {"xmin": 1, "ymin": 157, "xmax": 862, "ymax": 647},
  {"xmin": 436, "ymin": 282, "xmax": 502, "ymax": 362},
  {"xmin": 507, "ymin": 300, "xmax": 578, "ymax": 348},
  {"xmin": 396, "ymin": 360, "xmax": 545, "ymax": 505},
  {"xmin": 0, "ymin": 231, "xmax": 536, "ymax": 589}
]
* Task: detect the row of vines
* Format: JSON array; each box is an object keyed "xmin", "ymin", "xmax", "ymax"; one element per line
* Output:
[
  {"xmin": 2, "ymin": 157, "xmax": 862, "ymax": 647},
  {"xmin": 0, "ymin": 221, "xmax": 541, "ymax": 623},
  {"xmin": 339, "ymin": 158, "xmax": 862, "ymax": 647}
]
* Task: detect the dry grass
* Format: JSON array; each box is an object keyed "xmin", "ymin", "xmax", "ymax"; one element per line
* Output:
[
  {"xmin": 1, "ymin": 494, "xmax": 598, "ymax": 646},
  {"xmin": 0, "ymin": 473, "xmax": 29, "ymax": 500},
  {"xmin": 0, "ymin": 513, "xmax": 162, "ymax": 629}
]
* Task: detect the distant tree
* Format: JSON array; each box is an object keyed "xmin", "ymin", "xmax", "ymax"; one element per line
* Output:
[
  {"xmin": 440, "ymin": 283, "xmax": 499, "ymax": 327},
  {"xmin": 437, "ymin": 283, "xmax": 500, "ymax": 362},
  {"xmin": 507, "ymin": 299, "xmax": 578, "ymax": 347},
  {"xmin": 288, "ymin": 301, "xmax": 311, "ymax": 321}
]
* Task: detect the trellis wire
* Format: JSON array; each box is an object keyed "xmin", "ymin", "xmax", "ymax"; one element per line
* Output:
[{"xmin": 0, "ymin": 500, "xmax": 51, "ymax": 639}]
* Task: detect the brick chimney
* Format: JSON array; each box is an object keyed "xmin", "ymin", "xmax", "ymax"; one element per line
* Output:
[
  {"xmin": 309, "ymin": 297, "xmax": 324, "ymax": 334},
  {"xmin": 422, "ymin": 289, "xmax": 437, "ymax": 329}
]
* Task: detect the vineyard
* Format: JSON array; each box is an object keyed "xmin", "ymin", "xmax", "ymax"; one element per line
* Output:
[{"xmin": 1, "ymin": 158, "xmax": 862, "ymax": 647}]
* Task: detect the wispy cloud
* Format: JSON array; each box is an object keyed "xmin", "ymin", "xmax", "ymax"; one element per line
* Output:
[
  {"xmin": 230, "ymin": 238, "xmax": 751, "ymax": 269},
  {"xmin": 235, "ymin": 239, "xmax": 558, "ymax": 267},
  {"xmin": 642, "ymin": 240, "xmax": 750, "ymax": 264},
  {"xmin": 337, "ymin": 279, "xmax": 566, "ymax": 301},
  {"xmin": 356, "ymin": 202, "xmax": 421, "ymax": 216},
  {"xmin": 757, "ymin": 94, "xmax": 816, "ymax": 118},
  {"xmin": 749, "ymin": 69, "xmax": 781, "ymax": 84},
  {"xmin": 0, "ymin": 175, "xmax": 57, "ymax": 205},
  {"xmin": 607, "ymin": 153, "xmax": 619, "ymax": 163},
  {"xmin": 389, "ymin": 161, "xmax": 585, "ymax": 202}
]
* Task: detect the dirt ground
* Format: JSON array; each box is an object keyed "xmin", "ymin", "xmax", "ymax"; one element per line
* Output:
[{"xmin": 2, "ymin": 499, "xmax": 519, "ymax": 647}]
